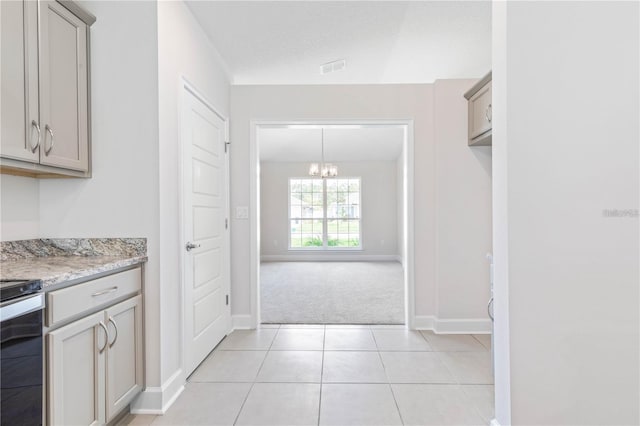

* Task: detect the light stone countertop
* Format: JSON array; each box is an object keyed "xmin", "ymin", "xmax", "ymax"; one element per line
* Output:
[
  {"xmin": 0, "ymin": 254, "xmax": 147, "ymax": 289},
  {"xmin": 0, "ymin": 238, "xmax": 147, "ymax": 290}
]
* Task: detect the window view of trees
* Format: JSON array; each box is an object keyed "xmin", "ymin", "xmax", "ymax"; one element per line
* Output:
[{"xmin": 289, "ymin": 178, "xmax": 361, "ymax": 249}]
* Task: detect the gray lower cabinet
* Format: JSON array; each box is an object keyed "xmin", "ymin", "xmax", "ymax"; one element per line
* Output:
[
  {"xmin": 47, "ymin": 294, "xmax": 143, "ymax": 425},
  {"xmin": 47, "ymin": 311, "xmax": 105, "ymax": 426},
  {"xmin": 0, "ymin": 0, "xmax": 94, "ymax": 177},
  {"xmin": 105, "ymin": 296, "xmax": 144, "ymax": 421}
]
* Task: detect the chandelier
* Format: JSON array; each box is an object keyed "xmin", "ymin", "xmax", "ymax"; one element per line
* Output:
[{"xmin": 308, "ymin": 129, "xmax": 338, "ymax": 178}]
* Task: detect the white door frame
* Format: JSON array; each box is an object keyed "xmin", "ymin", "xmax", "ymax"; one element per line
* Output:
[
  {"xmin": 249, "ymin": 119, "xmax": 416, "ymax": 329},
  {"xmin": 178, "ymin": 78, "xmax": 231, "ymax": 382}
]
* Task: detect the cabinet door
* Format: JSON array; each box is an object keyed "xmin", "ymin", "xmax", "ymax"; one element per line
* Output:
[
  {"xmin": 38, "ymin": 0, "xmax": 89, "ymax": 171},
  {"xmin": 469, "ymin": 82, "xmax": 492, "ymax": 140},
  {"xmin": 105, "ymin": 296, "xmax": 143, "ymax": 422},
  {"xmin": 47, "ymin": 311, "xmax": 106, "ymax": 426},
  {"xmin": 0, "ymin": 0, "xmax": 39, "ymax": 162}
]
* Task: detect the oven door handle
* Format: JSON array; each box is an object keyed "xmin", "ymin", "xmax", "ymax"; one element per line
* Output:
[{"xmin": 0, "ymin": 293, "xmax": 45, "ymax": 322}]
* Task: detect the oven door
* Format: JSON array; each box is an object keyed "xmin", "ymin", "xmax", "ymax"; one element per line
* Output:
[{"xmin": 0, "ymin": 293, "xmax": 44, "ymax": 426}]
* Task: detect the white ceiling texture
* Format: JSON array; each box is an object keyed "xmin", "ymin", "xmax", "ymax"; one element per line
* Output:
[
  {"xmin": 185, "ymin": 1, "xmax": 491, "ymax": 85},
  {"xmin": 185, "ymin": 1, "xmax": 491, "ymax": 162}
]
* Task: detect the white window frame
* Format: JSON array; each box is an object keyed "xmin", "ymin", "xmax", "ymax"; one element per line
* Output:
[{"xmin": 288, "ymin": 177, "xmax": 362, "ymax": 250}]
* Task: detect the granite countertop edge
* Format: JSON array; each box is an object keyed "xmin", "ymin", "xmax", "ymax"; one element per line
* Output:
[
  {"xmin": 1, "ymin": 238, "xmax": 147, "ymax": 291},
  {"xmin": 43, "ymin": 255, "xmax": 148, "ymax": 289},
  {"xmin": 1, "ymin": 255, "xmax": 148, "ymax": 290}
]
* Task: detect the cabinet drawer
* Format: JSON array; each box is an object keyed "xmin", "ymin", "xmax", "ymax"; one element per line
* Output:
[{"xmin": 47, "ymin": 268, "xmax": 141, "ymax": 326}]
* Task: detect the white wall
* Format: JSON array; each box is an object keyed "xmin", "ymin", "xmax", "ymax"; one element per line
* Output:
[
  {"xmin": 230, "ymin": 84, "xmax": 436, "ymax": 320},
  {"xmin": 493, "ymin": 2, "xmax": 639, "ymax": 424},
  {"xmin": 491, "ymin": 1, "xmax": 510, "ymax": 423},
  {"xmin": 38, "ymin": 1, "xmax": 162, "ymax": 392},
  {"xmin": 260, "ymin": 161, "xmax": 398, "ymax": 259},
  {"xmin": 230, "ymin": 83, "xmax": 493, "ymax": 331},
  {"xmin": 33, "ymin": 0, "xmax": 231, "ymax": 413},
  {"xmin": 0, "ymin": 175, "xmax": 39, "ymax": 240},
  {"xmin": 152, "ymin": 0, "xmax": 230, "ymax": 409},
  {"xmin": 434, "ymin": 80, "xmax": 492, "ymax": 324}
]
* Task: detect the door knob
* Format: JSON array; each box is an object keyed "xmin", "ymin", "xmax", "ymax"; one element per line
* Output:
[{"xmin": 185, "ymin": 242, "xmax": 201, "ymax": 251}]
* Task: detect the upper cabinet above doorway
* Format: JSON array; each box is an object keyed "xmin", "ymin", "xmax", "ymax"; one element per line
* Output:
[{"xmin": 464, "ymin": 71, "xmax": 492, "ymax": 146}]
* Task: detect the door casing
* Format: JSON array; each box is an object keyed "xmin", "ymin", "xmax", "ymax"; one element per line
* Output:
[{"xmin": 249, "ymin": 120, "xmax": 415, "ymax": 329}]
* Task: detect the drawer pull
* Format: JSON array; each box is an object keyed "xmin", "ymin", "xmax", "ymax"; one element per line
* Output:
[
  {"xmin": 98, "ymin": 321, "xmax": 109, "ymax": 353},
  {"xmin": 108, "ymin": 316, "xmax": 118, "ymax": 348},
  {"xmin": 92, "ymin": 286, "xmax": 118, "ymax": 297}
]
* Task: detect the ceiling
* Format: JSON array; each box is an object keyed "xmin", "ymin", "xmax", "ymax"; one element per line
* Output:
[
  {"xmin": 185, "ymin": 1, "xmax": 492, "ymax": 85},
  {"xmin": 259, "ymin": 126, "xmax": 404, "ymax": 162}
]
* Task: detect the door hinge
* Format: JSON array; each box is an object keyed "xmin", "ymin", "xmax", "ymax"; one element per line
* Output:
[
  {"xmin": 225, "ymin": 218, "xmax": 228, "ymax": 229},
  {"xmin": 224, "ymin": 141, "xmax": 231, "ymax": 153},
  {"xmin": 225, "ymin": 295, "xmax": 229, "ymax": 306}
]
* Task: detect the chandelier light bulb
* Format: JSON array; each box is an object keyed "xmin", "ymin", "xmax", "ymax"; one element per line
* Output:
[{"xmin": 308, "ymin": 128, "xmax": 338, "ymax": 178}]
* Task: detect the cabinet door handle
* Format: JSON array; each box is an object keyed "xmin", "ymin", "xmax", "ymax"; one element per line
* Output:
[
  {"xmin": 98, "ymin": 321, "xmax": 109, "ymax": 353},
  {"xmin": 487, "ymin": 297, "xmax": 495, "ymax": 321},
  {"xmin": 44, "ymin": 124, "xmax": 54, "ymax": 155},
  {"xmin": 30, "ymin": 120, "xmax": 41, "ymax": 153},
  {"xmin": 486, "ymin": 104, "xmax": 492, "ymax": 123},
  {"xmin": 108, "ymin": 316, "xmax": 119, "ymax": 348},
  {"xmin": 92, "ymin": 286, "xmax": 118, "ymax": 297}
]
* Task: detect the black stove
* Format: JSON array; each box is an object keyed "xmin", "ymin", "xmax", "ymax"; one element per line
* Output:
[
  {"xmin": 1, "ymin": 278, "xmax": 44, "ymax": 425},
  {"xmin": 0, "ymin": 279, "xmax": 43, "ymax": 302}
]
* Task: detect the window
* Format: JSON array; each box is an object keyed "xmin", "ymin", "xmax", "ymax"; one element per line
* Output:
[{"xmin": 289, "ymin": 178, "xmax": 361, "ymax": 249}]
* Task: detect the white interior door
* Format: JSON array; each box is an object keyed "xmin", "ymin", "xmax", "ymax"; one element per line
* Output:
[{"xmin": 182, "ymin": 86, "xmax": 230, "ymax": 376}]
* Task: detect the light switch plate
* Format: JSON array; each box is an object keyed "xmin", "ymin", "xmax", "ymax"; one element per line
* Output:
[{"xmin": 235, "ymin": 206, "xmax": 249, "ymax": 219}]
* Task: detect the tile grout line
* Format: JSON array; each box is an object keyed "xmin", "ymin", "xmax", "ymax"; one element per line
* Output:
[
  {"xmin": 231, "ymin": 330, "xmax": 277, "ymax": 425},
  {"xmin": 371, "ymin": 329, "xmax": 405, "ymax": 425},
  {"xmin": 470, "ymin": 333, "xmax": 491, "ymax": 350},
  {"xmin": 418, "ymin": 329, "xmax": 435, "ymax": 350},
  {"xmin": 459, "ymin": 383, "xmax": 493, "ymax": 424},
  {"xmin": 433, "ymin": 350, "xmax": 462, "ymax": 387},
  {"xmin": 317, "ymin": 324, "xmax": 326, "ymax": 426}
]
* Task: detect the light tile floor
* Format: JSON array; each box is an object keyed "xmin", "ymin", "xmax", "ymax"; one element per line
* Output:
[{"xmin": 119, "ymin": 325, "xmax": 494, "ymax": 426}]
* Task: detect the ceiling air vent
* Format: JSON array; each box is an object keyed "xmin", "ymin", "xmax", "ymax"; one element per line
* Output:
[{"xmin": 320, "ymin": 59, "xmax": 346, "ymax": 75}]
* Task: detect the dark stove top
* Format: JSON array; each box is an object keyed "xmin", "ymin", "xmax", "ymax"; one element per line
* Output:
[{"xmin": 0, "ymin": 279, "xmax": 43, "ymax": 302}]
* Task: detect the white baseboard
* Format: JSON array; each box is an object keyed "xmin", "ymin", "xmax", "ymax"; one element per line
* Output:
[
  {"xmin": 232, "ymin": 314, "xmax": 253, "ymax": 330},
  {"xmin": 261, "ymin": 254, "xmax": 401, "ymax": 262},
  {"xmin": 412, "ymin": 315, "xmax": 436, "ymax": 330},
  {"xmin": 489, "ymin": 418, "xmax": 501, "ymax": 426},
  {"xmin": 130, "ymin": 369, "xmax": 185, "ymax": 414},
  {"xmin": 413, "ymin": 315, "xmax": 492, "ymax": 334}
]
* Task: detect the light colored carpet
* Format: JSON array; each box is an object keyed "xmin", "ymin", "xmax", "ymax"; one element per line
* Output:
[{"xmin": 260, "ymin": 261, "xmax": 405, "ymax": 324}]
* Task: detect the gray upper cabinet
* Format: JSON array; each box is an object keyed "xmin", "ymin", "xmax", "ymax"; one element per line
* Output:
[
  {"xmin": 464, "ymin": 72, "xmax": 492, "ymax": 146},
  {"xmin": 39, "ymin": 1, "xmax": 90, "ymax": 171},
  {"xmin": 0, "ymin": 1, "xmax": 39, "ymax": 164},
  {"xmin": 0, "ymin": 0, "xmax": 95, "ymax": 177}
]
